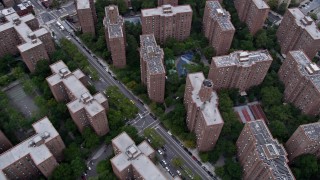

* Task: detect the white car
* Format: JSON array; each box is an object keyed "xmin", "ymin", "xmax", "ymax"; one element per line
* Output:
[
  {"xmin": 162, "ymin": 160, "xmax": 167, "ymax": 165},
  {"xmin": 165, "ymin": 167, "xmax": 170, "ymax": 171},
  {"xmin": 177, "ymin": 170, "xmax": 182, "ymax": 176},
  {"xmin": 158, "ymin": 149, "xmax": 163, "ymax": 155}
]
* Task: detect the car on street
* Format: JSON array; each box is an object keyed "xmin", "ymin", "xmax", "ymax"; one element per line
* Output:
[
  {"xmin": 87, "ymin": 166, "xmax": 91, "ymax": 171},
  {"xmin": 158, "ymin": 149, "xmax": 163, "ymax": 155},
  {"xmin": 176, "ymin": 170, "xmax": 182, "ymax": 176},
  {"xmin": 165, "ymin": 167, "xmax": 170, "ymax": 171},
  {"xmin": 162, "ymin": 160, "xmax": 167, "ymax": 165},
  {"xmin": 169, "ymin": 171, "xmax": 174, "ymax": 177},
  {"xmin": 162, "ymin": 146, "xmax": 166, "ymax": 151},
  {"xmin": 130, "ymin": 100, "xmax": 135, "ymax": 104}
]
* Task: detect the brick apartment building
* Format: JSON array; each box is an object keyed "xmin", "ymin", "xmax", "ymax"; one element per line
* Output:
[
  {"xmin": 277, "ymin": 8, "xmax": 320, "ymax": 59},
  {"xmin": 76, "ymin": 0, "xmax": 97, "ymax": 35},
  {"xmin": 12, "ymin": 1, "xmax": 33, "ymax": 17},
  {"xmin": 286, "ymin": 122, "xmax": 320, "ymax": 161},
  {"xmin": 203, "ymin": 0, "xmax": 235, "ymax": 55},
  {"xmin": 0, "ymin": 130, "xmax": 12, "ymax": 154},
  {"xmin": 141, "ymin": 4, "xmax": 192, "ymax": 44},
  {"xmin": 158, "ymin": 0, "xmax": 178, "ymax": 6},
  {"xmin": 0, "ymin": 117, "xmax": 65, "ymax": 179},
  {"xmin": 46, "ymin": 61, "xmax": 109, "ymax": 136},
  {"xmin": 110, "ymin": 132, "xmax": 166, "ymax": 180},
  {"xmin": 0, "ymin": 8, "xmax": 55, "ymax": 72},
  {"xmin": 2, "ymin": 0, "xmax": 15, "ymax": 7},
  {"xmin": 234, "ymin": 0, "xmax": 270, "ymax": 35},
  {"xmin": 184, "ymin": 72, "xmax": 224, "ymax": 152},
  {"xmin": 278, "ymin": 50, "xmax": 320, "ymax": 116},
  {"xmin": 208, "ymin": 50, "xmax": 273, "ymax": 92},
  {"xmin": 103, "ymin": 5, "xmax": 126, "ymax": 68},
  {"xmin": 237, "ymin": 120, "xmax": 295, "ymax": 180},
  {"xmin": 139, "ymin": 34, "xmax": 165, "ymax": 103}
]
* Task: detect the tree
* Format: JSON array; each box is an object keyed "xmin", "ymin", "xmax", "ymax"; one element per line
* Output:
[
  {"xmin": 199, "ymin": 152, "xmax": 209, "ymax": 162},
  {"xmin": 202, "ymin": 46, "xmax": 215, "ymax": 60},
  {"xmin": 83, "ymin": 127, "xmax": 100, "ymax": 149},
  {"xmin": 255, "ymin": 30, "xmax": 268, "ymax": 48},
  {"xmin": 291, "ymin": 154, "xmax": 319, "ymax": 179},
  {"xmin": 269, "ymin": 120, "xmax": 288, "ymax": 142},
  {"xmin": 310, "ymin": 13, "xmax": 318, "ymax": 21},
  {"xmin": 261, "ymin": 86, "xmax": 283, "ymax": 107},
  {"xmin": 71, "ymin": 157, "xmax": 86, "ymax": 177},
  {"xmin": 278, "ymin": 3, "xmax": 287, "ymax": 15},
  {"xmin": 50, "ymin": 163, "xmax": 74, "ymax": 180},
  {"xmin": 268, "ymin": 0, "xmax": 278, "ymax": 10},
  {"xmin": 64, "ymin": 143, "xmax": 84, "ymax": 162},
  {"xmin": 172, "ymin": 157, "xmax": 183, "ymax": 168}
]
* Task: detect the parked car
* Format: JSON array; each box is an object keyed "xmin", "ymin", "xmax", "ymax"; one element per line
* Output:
[
  {"xmin": 158, "ymin": 149, "xmax": 163, "ymax": 155},
  {"xmin": 177, "ymin": 170, "xmax": 182, "ymax": 176}
]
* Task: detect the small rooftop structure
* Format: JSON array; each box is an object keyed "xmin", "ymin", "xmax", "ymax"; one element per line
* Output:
[
  {"xmin": 141, "ymin": 4, "xmax": 192, "ymax": 17},
  {"xmin": 252, "ymin": 0, "xmax": 270, "ymax": 10},
  {"xmin": 111, "ymin": 132, "xmax": 166, "ymax": 180},
  {"xmin": 289, "ymin": 51, "xmax": 320, "ymax": 91},
  {"xmin": 140, "ymin": 34, "xmax": 165, "ymax": 74},
  {"xmin": 76, "ymin": 0, "xmax": 90, "ymax": 10},
  {"xmin": 247, "ymin": 120, "xmax": 295, "ymax": 179},
  {"xmin": 188, "ymin": 72, "xmax": 223, "ymax": 126},
  {"xmin": 206, "ymin": 1, "xmax": 235, "ymax": 31},
  {"xmin": 213, "ymin": 50, "xmax": 272, "ymax": 68}
]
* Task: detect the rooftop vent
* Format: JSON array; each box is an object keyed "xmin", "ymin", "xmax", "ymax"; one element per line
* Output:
[
  {"xmin": 306, "ymin": 63, "xmax": 320, "ymax": 74},
  {"xmin": 12, "ymin": 17, "xmax": 21, "ymax": 25},
  {"xmin": 162, "ymin": 5, "xmax": 172, "ymax": 14},
  {"xmin": 125, "ymin": 145, "xmax": 141, "ymax": 159},
  {"xmin": 80, "ymin": 92, "xmax": 93, "ymax": 104},
  {"xmin": 216, "ymin": 8, "xmax": 225, "ymax": 16},
  {"xmin": 239, "ymin": 52, "xmax": 249, "ymax": 62},
  {"xmin": 31, "ymin": 39, "xmax": 37, "ymax": 44},
  {"xmin": 300, "ymin": 16, "xmax": 313, "ymax": 26},
  {"xmin": 28, "ymin": 134, "xmax": 47, "ymax": 147},
  {"xmin": 28, "ymin": 33, "xmax": 36, "ymax": 40},
  {"xmin": 203, "ymin": 79, "xmax": 213, "ymax": 87},
  {"xmin": 58, "ymin": 68, "xmax": 70, "ymax": 78}
]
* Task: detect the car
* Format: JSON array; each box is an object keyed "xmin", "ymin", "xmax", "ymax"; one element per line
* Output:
[
  {"xmin": 147, "ymin": 139, "xmax": 152, "ymax": 143},
  {"xmin": 192, "ymin": 156, "xmax": 197, "ymax": 161},
  {"xmin": 66, "ymin": 36, "xmax": 71, "ymax": 40},
  {"xmin": 167, "ymin": 131, "xmax": 172, "ymax": 136},
  {"xmin": 169, "ymin": 171, "xmax": 174, "ymax": 177},
  {"xmin": 162, "ymin": 146, "xmax": 166, "ymax": 151},
  {"xmin": 208, "ymin": 171, "xmax": 214, "ymax": 177},
  {"xmin": 130, "ymin": 100, "xmax": 135, "ymax": 104},
  {"xmin": 87, "ymin": 166, "xmax": 91, "ymax": 171},
  {"xmin": 162, "ymin": 160, "xmax": 167, "ymax": 165},
  {"xmin": 176, "ymin": 170, "xmax": 182, "ymax": 176},
  {"xmin": 157, "ymin": 149, "xmax": 163, "ymax": 155},
  {"xmin": 165, "ymin": 167, "xmax": 170, "ymax": 171}
]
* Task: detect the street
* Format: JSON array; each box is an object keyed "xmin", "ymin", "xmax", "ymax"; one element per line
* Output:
[{"xmin": 29, "ymin": 1, "xmax": 214, "ymax": 179}]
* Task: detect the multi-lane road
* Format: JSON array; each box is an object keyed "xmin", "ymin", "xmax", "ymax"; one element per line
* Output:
[{"xmin": 30, "ymin": 1, "xmax": 214, "ymax": 179}]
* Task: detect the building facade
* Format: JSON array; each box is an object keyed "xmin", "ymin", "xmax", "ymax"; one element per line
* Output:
[
  {"xmin": 277, "ymin": 8, "xmax": 320, "ymax": 59},
  {"xmin": 203, "ymin": 0, "xmax": 235, "ymax": 55},
  {"xmin": 184, "ymin": 72, "xmax": 224, "ymax": 152},
  {"xmin": 141, "ymin": 4, "xmax": 192, "ymax": 44},
  {"xmin": 76, "ymin": 0, "xmax": 97, "ymax": 35},
  {"xmin": 286, "ymin": 122, "xmax": 320, "ymax": 161},
  {"xmin": 46, "ymin": 61, "xmax": 109, "ymax": 136},
  {"xmin": 237, "ymin": 120, "xmax": 295, "ymax": 180},
  {"xmin": 140, "ymin": 34, "xmax": 165, "ymax": 103},
  {"xmin": 208, "ymin": 50, "xmax": 273, "ymax": 92},
  {"xmin": 0, "ymin": 130, "xmax": 12, "ymax": 154},
  {"xmin": 0, "ymin": 8, "xmax": 55, "ymax": 72},
  {"xmin": 234, "ymin": 0, "xmax": 269, "ymax": 35},
  {"xmin": 158, "ymin": 0, "xmax": 178, "ymax": 6},
  {"xmin": 278, "ymin": 50, "xmax": 320, "ymax": 116},
  {"xmin": 0, "ymin": 117, "xmax": 65, "ymax": 179},
  {"xmin": 110, "ymin": 132, "xmax": 166, "ymax": 180},
  {"xmin": 103, "ymin": 5, "xmax": 126, "ymax": 68}
]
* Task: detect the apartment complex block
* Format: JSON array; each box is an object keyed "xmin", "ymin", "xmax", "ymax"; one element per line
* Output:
[
  {"xmin": 0, "ymin": 130, "xmax": 12, "ymax": 154},
  {"xmin": 203, "ymin": 0, "xmax": 235, "ymax": 55},
  {"xmin": 234, "ymin": 0, "xmax": 269, "ymax": 35},
  {"xmin": 208, "ymin": 50, "xmax": 273, "ymax": 92},
  {"xmin": 286, "ymin": 122, "xmax": 320, "ymax": 161},
  {"xmin": 278, "ymin": 50, "xmax": 320, "ymax": 116},
  {"xmin": 0, "ymin": 117, "xmax": 65, "ymax": 179},
  {"xmin": 46, "ymin": 61, "xmax": 109, "ymax": 136},
  {"xmin": 277, "ymin": 8, "xmax": 320, "ymax": 59},
  {"xmin": 0, "ymin": 8, "xmax": 55, "ymax": 72},
  {"xmin": 158, "ymin": 0, "xmax": 178, "ymax": 6},
  {"xmin": 184, "ymin": 72, "xmax": 224, "ymax": 152},
  {"xmin": 110, "ymin": 132, "xmax": 166, "ymax": 180},
  {"xmin": 103, "ymin": 5, "xmax": 126, "ymax": 68},
  {"xmin": 141, "ymin": 4, "xmax": 192, "ymax": 44},
  {"xmin": 76, "ymin": 0, "xmax": 97, "ymax": 35},
  {"xmin": 237, "ymin": 120, "xmax": 295, "ymax": 180},
  {"xmin": 139, "ymin": 34, "xmax": 165, "ymax": 103},
  {"xmin": 2, "ymin": 0, "xmax": 15, "ymax": 7}
]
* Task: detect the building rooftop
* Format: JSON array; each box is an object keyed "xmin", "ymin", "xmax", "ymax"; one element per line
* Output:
[
  {"xmin": 76, "ymin": 0, "xmax": 90, "ymax": 10},
  {"xmin": 289, "ymin": 8, "xmax": 320, "ymax": 40},
  {"xmin": 252, "ymin": 0, "xmax": 270, "ymax": 9},
  {"xmin": 111, "ymin": 132, "xmax": 165, "ymax": 180},
  {"xmin": 188, "ymin": 72, "xmax": 224, "ymax": 126},
  {"xmin": 247, "ymin": 120, "xmax": 295, "ymax": 180},
  {"xmin": 213, "ymin": 50, "xmax": 273, "ymax": 68},
  {"xmin": 103, "ymin": 5, "xmax": 124, "ymax": 38},
  {"xmin": 140, "ymin": 34, "xmax": 165, "ymax": 74},
  {"xmin": 289, "ymin": 50, "xmax": 320, "ymax": 91},
  {"xmin": 46, "ymin": 61, "xmax": 106, "ymax": 116},
  {"xmin": 141, "ymin": 4, "xmax": 192, "ymax": 17},
  {"xmin": 137, "ymin": 141, "xmax": 154, "ymax": 157},
  {"xmin": 301, "ymin": 122, "xmax": 320, "ymax": 141},
  {"xmin": 206, "ymin": 1, "xmax": 235, "ymax": 31},
  {"xmin": 0, "ymin": 10, "xmax": 48, "ymax": 52},
  {"xmin": 0, "ymin": 117, "xmax": 59, "ymax": 178}
]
